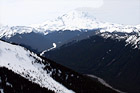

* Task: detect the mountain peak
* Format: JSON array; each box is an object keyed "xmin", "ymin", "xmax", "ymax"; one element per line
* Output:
[
  {"xmin": 60, "ymin": 10, "xmax": 95, "ymax": 20},
  {"xmin": 35, "ymin": 10, "xmax": 99, "ymax": 31}
]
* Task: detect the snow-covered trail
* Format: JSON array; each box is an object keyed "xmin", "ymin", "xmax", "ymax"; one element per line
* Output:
[{"xmin": 40, "ymin": 43, "xmax": 57, "ymax": 56}]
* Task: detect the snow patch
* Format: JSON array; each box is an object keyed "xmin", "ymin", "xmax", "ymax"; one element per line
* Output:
[
  {"xmin": 100, "ymin": 32, "xmax": 140, "ymax": 49},
  {"xmin": 40, "ymin": 43, "xmax": 57, "ymax": 56},
  {"xmin": 6, "ymin": 82, "xmax": 13, "ymax": 87}
]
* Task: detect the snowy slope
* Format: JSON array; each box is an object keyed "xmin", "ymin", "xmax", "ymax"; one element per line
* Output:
[
  {"xmin": 0, "ymin": 40, "xmax": 74, "ymax": 93},
  {"xmin": 0, "ymin": 26, "xmax": 33, "ymax": 38}
]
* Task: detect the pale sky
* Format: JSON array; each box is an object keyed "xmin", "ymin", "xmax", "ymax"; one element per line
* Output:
[{"xmin": 0, "ymin": 0, "xmax": 140, "ymax": 26}]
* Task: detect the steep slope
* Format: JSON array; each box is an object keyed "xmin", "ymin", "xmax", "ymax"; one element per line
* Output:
[
  {"xmin": 45, "ymin": 35, "xmax": 140, "ymax": 93},
  {"xmin": 0, "ymin": 40, "xmax": 73, "ymax": 93},
  {"xmin": 0, "ymin": 40, "xmax": 118, "ymax": 93}
]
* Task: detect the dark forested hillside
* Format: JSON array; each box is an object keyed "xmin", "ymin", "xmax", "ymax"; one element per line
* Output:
[
  {"xmin": 0, "ymin": 57, "xmax": 117, "ymax": 93},
  {"xmin": 36, "ymin": 56, "xmax": 118, "ymax": 93},
  {"xmin": 45, "ymin": 35, "xmax": 140, "ymax": 93}
]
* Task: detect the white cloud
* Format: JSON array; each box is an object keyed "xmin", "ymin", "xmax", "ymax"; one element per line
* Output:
[
  {"xmin": 0, "ymin": 0, "xmax": 103, "ymax": 26},
  {"xmin": 77, "ymin": 0, "xmax": 140, "ymax": 25},
  {"xmin": 0, "ymin": 0, "xmax": 139, "ymax": 26}
]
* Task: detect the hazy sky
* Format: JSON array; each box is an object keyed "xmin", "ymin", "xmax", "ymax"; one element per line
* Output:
[{"xmin": 0, "ymin": 0, "xmax": 140, "ymax": 26}]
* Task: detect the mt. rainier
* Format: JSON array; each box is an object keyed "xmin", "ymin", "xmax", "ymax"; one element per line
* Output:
[
  {"xmin": 0, "ymin": 10, "xmax": 140, "ymax": 52},
  {"xmin": 32, "ymin": 10, "xmax": 140, "ymax": 33},
  {"xmin": 1, "ymin": 10, "xmax": 140, "ymax": 36}
]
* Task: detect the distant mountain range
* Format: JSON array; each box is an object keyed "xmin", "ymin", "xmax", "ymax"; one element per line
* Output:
[{"xmin": 0, "ymin": 10, "xmax": 140, "ymax": 53}]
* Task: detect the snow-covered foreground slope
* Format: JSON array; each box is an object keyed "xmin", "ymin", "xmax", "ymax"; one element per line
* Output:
[
  {"xmin": 0, "ymin": 40, "xmax": 118, "ymax": 93},
  {"xmin": 0, "ymin": 40, "xmax": 74, "ymax": 93}
]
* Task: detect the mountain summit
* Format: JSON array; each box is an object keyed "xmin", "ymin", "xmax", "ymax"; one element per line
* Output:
[
  {"xmin": 32, "ymin": 10, "xmax": 98, "ymax": 31},
  {"xmin": 32, "ymin": 10, "xmax": 140, "ymax": 32}
]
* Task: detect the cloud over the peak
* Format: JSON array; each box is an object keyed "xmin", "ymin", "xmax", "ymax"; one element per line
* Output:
[
  {"xmin": 0, "ymin": 0, "xmax": 103, "ymax": 26},
  {"xmin": 0, "ymin": 0, "xmax": 139, "ymax": 26}
]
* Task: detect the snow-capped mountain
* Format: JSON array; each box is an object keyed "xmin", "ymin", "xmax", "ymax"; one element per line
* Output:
[
  {"xmin": 1, "ymin": 10, "xmax": 140, "ymax": 37},
  {"xmin": 32, "ymin": 10, "xmax": 140, "ymax": 32},
  {"xmin": 0, "ymin": 26, "xmax": 33, "ymax": 38},
  {"xmin": 0, "ymin": 10, "xmax": 140, "ymax": 51},
  {"xmin": 32, "ymin": 10, "xmax": 140, "ymax": 48},
  {"xmin": 1, "ymin": 10, "xmax": 98, "ymax": 38},
  {"xmin": 31, "ymin": 10, "xmax": 98, "ymax": 31}
]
